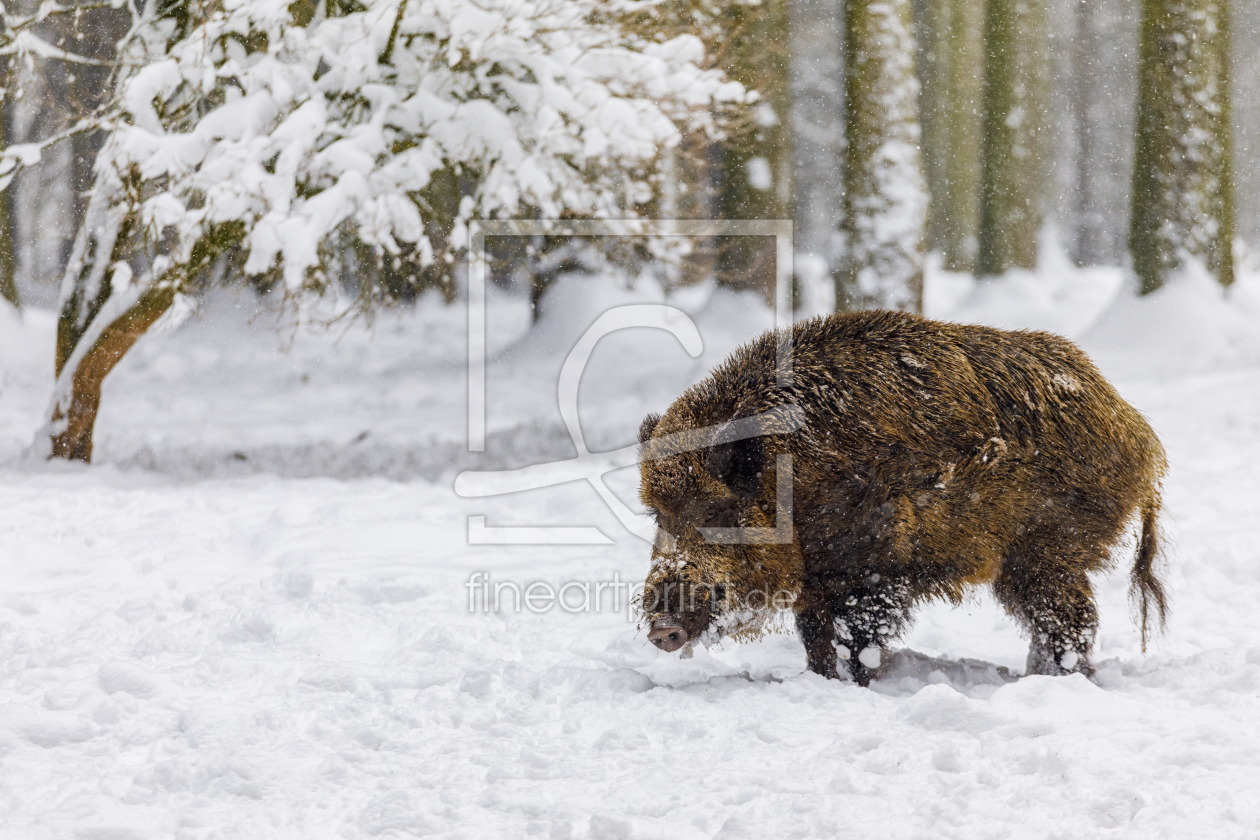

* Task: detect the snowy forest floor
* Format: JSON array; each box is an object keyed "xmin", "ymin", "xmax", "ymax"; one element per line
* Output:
[{"xmin": 2, "ymin": 258, "xmax": 1260, "ymax": 838}]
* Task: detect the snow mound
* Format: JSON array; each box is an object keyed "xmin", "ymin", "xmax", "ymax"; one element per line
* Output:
[{"xmin": 1084, "ymin": 262, "xmax": 1260, "ymax": 378}]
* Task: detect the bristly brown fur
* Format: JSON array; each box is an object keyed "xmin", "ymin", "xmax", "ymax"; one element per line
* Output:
[{"xmin": 639, "ymin": 310, "xmax": 1169, "ymax": 685}]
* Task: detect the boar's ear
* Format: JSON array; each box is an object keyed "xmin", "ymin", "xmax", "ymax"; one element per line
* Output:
[
  {"xmin": 638, "ymin": 413, "xmax": 662, "ymax": 444},
  {"xmin": 705, "ymin": 435, "xmax": 764, "ymax": 498}
]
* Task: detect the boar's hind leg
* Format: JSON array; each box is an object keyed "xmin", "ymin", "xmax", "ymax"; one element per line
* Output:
[{"xmin": 994, "ymin": 550, "xmax": 1100, "ymax": 677}]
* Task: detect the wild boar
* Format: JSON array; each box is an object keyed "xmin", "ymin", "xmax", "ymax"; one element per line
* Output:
[{"xmin": 638, "ymin": 310, "xmax": 1167, "ymax": 685}]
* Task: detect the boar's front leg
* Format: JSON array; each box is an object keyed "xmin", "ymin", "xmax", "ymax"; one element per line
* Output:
[
  {"xmin": 795, "ymin": 573, "xmax": 915, "ymax": 685},
  {"xmin": 830, "ymin": 572, "xmax": 916, "ymax": 686},
  {"xmin": 795, "ymin": 603, "xmax": 840, "ymax": 679}
]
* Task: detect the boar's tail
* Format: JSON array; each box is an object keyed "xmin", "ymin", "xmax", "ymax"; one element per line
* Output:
[{"xmin": 1130, "ymin": 493, "xmax": 1169, "ymax": 653}]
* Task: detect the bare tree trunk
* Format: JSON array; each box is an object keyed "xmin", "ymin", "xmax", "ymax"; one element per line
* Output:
[
  {"xmin": 918, "ymin": 0, "xmax": 984, "ymax": 273},
  {"xmin": 0, "ymin": 58, "xmax": 18, "ymax": 308},
  {"xmin": 714, "ymin": 0, "xmax": 794, "ymax": 301},
  {"xmin": 1130, "ymin": 0, "xmax": 1234, "ymax": 293},
  {"xmin": 48, "ymin": 195, "xmax": 244, "ymax": 461},
  {"xmin": 977, "ymin": 0, "xmax": 1049, "ymax": 276},
  {"xmin": 0, "ymin": 194, "xmax": 14, "ymax": 307},
  {"xmin": 50, "ymin": 286, "xmax": 174, "ymax": 461},
  {"xmin": 835, "ymin": 0, "xmax": 927, "ymax": 312}
]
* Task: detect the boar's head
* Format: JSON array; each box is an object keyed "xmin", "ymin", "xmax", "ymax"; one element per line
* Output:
[{"xmin": 636, "ymin": 404, "xmax": 804, "ymax": 653}]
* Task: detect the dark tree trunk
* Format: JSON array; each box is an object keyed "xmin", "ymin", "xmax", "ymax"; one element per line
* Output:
[
  {"xmin": 835, "ymin": 0, "xmax": 926, "ymax": 312},
  {"xmin": 1130, "ymin": 0, "xmax": 1234, "ymax": 293},
  {"xmin": 0, "ymin": 58, "xmax": 18, "ymax": 308},
  {"xmin": 51, "ymin": 287, "xmax": 174, "ymax": 461},
  {"xmin": 918, "ymin": 0, "xmax": 983, "ymax": 274},
  {"xmin": 977, "ymin": 0, "xmax": 1049, "ymax": 276}
]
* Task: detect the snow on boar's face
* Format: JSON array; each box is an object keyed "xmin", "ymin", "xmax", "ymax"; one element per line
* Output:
[{"xmin": 637, "ymin": 410, "xmax": 804, "ymax": 654}]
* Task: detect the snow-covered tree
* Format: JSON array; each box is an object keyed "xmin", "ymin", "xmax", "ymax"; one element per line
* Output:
[
  {"xmin": 918, "ymin": 0, "xmax": 983, "ymax": 274},
  {"xmin": 834, "ymin": 0, "xmax": 927, "ymax": 312},
  {"xmin": 1130, "ymin": 0, "xmax": 1234, "ymax": 293},
  {"xmin": 28, "ymin": 0, "xmax": 741, "ymax": 461},
  {"xmin": 977, "ymin": 0, "xmax": 1049, "ymax": 276}
]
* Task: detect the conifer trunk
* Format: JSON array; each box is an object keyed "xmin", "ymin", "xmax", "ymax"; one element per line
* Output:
[
  {"xmin": 835, "ymin": 0, "xmax": 926, "ymax": 311},
  {"xmin": 0, "ymin": 187, "xmax": 16, "ymax": 308},
  {"xmin": 0, "ymin": 59, "xmax": 18, "ymax": 309},
  {"xmin": 715, "ymin": 0, "xmax": 793, "ymax": 300},
  {"xmin": 919, "ymin": 0, "xmax": 984, "ymax": 274},
  {"xmin": 1129, "ymin": 0, "xmax": 1234, "ymax": 293},
  {"xmin": 977, "ymin": 0, "xmax": 1049, "ymax": 276}
]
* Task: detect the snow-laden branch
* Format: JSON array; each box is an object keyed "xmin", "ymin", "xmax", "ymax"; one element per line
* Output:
[
  {"xmin": 82, "ymin": 0, "xmax": 744, "ymax": 295},
  {"xmin": 0, "ymin": 116, "xmax": 112, "ymax": 192},
  {"xmin": 0, "ymin": 29, "xmax": 110, "ymax": 63}
]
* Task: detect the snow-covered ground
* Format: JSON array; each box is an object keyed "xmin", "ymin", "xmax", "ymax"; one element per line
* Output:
[{"xmin": 2, "ymin": 262, "xmax": 1260, "ymax": 838}]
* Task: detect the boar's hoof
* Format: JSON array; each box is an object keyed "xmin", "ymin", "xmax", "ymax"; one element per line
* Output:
[{"xmin": 648, "ymin": 620, "xmax": 689, "ymax": 652}]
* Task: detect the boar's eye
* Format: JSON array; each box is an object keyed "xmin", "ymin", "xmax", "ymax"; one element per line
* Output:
[
  {"xmin": 702, "ymin": 500, "xmax": 741, "ymax": 528},
  {"xmin": 705, "ymin": 436, "xmax": 763, "ymax": 498}
]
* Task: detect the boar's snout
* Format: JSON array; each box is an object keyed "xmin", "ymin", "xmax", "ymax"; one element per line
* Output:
[{"xmin": 648, "ymin": 618, "xmax": 689, "ymax": 652}]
